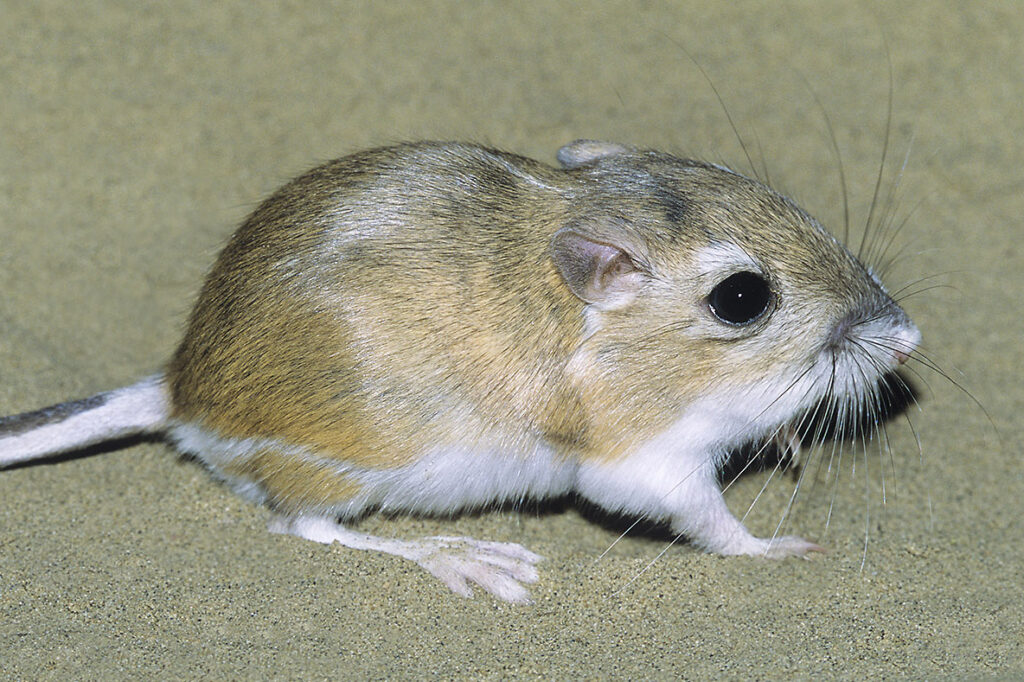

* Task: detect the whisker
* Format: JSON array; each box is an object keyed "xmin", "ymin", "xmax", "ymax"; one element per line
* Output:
[
  {"xmin": 796, "ymin": 70, "xmax": 851, "ymax": 246},
  {"xmin": 611, "ymin": 532, "xmax": 682, "ymax": 598},
  {"xmin": 769, "ymin": 448, "xmax": 817, "ymax": 546},
  {"xmin": 751, "ymin": 129, "xmax": 772, "ymax": 188},
  {"xmin": 865, "ymin": 130, "xmax": 914, "ymax": 269},
  {"xmin": 887, "ymin": 271, "xmax": 962, "ymax": 301},
  {"xmin": 738, "ymin": 451, "xmax": 786, "ymax": 530},
  {"xmin": 595, "ymin": 441, "xmax": 718, "ymax": 565},
  {"xmin": 593, "ymin": 515, "xmax": 648, "ymax": 564},
  {"xmin": 858, "ymin": 39, "xmax": 895, "ymax": 264},
  {"xmin": 898, "ymin": 350, "xmax": 996, "ymax": 434},
  {"xmin": 874, "ymin": 187, "xmax": 927, "ymax": 277},
  {"xmin": 721, "ymin": 436, "xmax": 778, "ymax": 495},
  {"xmin": 902, "ymin": 408, "xmax": 924, "ymax": 465},
  {"xmin": 659, "ymin": 34, "xmax": 761, "ymax": 181}
]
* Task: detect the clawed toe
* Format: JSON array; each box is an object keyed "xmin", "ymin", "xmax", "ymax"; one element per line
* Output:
[
  {"xmin": 268, "ymin": 515, "xmax": 543, "ymax": 603},
  {"xmin": 415, "ymin": 536, "xmax": 543, "ymax": 604},
  {"xmin": 761, "ymin": 535, "xmax": 826, "ymax": 559}
]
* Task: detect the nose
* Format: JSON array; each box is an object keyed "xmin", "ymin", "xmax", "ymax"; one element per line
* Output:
[{"xmin": 892, "ymin": 321, "xmax": 921, "ymax": 366}]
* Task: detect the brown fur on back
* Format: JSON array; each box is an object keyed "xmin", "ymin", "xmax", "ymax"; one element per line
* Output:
[{"xmin": 168, "ymin": 144, "xmax": 589, "ymax": 484}]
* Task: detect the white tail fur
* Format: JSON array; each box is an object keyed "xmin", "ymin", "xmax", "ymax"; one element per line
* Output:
[{"xmin": 0, "ymin": 375, "xmax": 169, "ymax": 467}]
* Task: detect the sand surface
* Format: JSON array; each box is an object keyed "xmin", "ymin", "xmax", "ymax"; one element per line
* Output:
[{"xmin": 1, "ymin": 2, "xmax": 1021, "ymax": 678}]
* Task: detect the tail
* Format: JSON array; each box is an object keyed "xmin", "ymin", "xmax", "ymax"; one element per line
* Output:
[{"xmin": 0, "ymin": 375, "xmax": 169, "ymax": 468}]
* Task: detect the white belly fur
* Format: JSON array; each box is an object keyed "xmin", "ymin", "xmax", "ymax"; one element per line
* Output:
[{"xmin": 168, "ymin": 421, "xmax": 578, "ymax": 519}]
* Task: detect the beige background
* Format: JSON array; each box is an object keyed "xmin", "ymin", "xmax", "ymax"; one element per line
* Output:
[{"xmin": 1, "ymin": 1, "xmax": 1020, "ymax": 678}]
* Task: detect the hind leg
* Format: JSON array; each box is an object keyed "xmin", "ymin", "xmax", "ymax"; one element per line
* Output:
[
  {"xmin": 269, "ymin": 515, "xmax": 543, "ymax": 604},
  {"xmin": 169, "ymin": 425, "xmax": 545, "ymax": 602}
]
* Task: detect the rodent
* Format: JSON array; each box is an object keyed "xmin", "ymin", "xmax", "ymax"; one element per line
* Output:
[{"xmin": 0, "ymin": 140, "xmax": 921, "ymax": 603}]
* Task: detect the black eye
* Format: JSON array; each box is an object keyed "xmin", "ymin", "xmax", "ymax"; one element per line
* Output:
[{"xmin": 707, "ymin": 271, "xmax": 773, "ymax": 325}]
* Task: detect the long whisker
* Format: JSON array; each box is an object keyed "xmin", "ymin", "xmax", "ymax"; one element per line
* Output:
[
  {"xmin": 887, "ymin": 271, "xmax": 961, "ymax": 300},
  {"xmin": 796, "ymin": 71, "xmax": 852, "ymax": 246},
  {"xmin": 858, "ymin": 38, "xmax": 895, "ymax": 262},
  {"xmin": 721, "ymin": 437, "xmax": 778, "ymax": 495},
  {"xmin": 594, "ymin": 454, "xmax": 705, "ymax": 564},
  {"xmin": 610, "ymin": 532, "xmax": 681, "ymax": 597},
  {"xmin": 738, "ymin": 453, "xmax": 786, "ymax": 528},
  {"xmin": 863, "ymin": 340, "xmax": 996, "ymax": 435},
  {"xmin": 870, "ymin": 139, "xmax": 922, "ymax": 275},
  {"xmin": 659, "ymin": 34, "xmax": 761, "ymax": 181}
]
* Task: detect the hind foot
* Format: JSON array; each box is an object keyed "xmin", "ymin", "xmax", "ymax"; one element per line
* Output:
[{"xmin": 269, "ymin": 515, "xmax": 543, "ymax": 604}]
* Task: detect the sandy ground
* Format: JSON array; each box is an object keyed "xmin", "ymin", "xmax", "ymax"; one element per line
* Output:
[{"xmin": 1, "ymin": 2, "xmax": 1021, "ymax": 678}]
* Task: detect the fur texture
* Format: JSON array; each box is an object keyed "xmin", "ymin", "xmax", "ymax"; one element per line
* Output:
[{"xmin": 0, "ymin": 141, "xmax": 920, "ymax": 602}]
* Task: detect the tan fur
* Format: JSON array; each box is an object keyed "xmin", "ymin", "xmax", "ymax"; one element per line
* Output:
[
  {"xmin": 168, "ymin": 144, "xmax": 592, "ymax": 507},
  {"xmin": 166, "ymin": 141, "xmax": 910, "ymax": 507},
  {"xmin": 220, "ymin": 449, "xmax": 363, "ymax": 514},
  {"xmin": 0, "ymin": 140, "xmax": 919, "ymax": 601}
]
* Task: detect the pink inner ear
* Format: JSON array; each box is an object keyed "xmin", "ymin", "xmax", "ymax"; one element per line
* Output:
[
  {"xmin": 605, "ymin": 250, "xmax": 637, "ymax": 278},
  {"xmin": 551, "ymin": 229, "xmax": 641, "ymax": 306}
]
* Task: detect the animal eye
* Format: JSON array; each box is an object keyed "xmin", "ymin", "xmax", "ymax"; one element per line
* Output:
[{"xmin": 707, "ymin": 271, "xmax": 772, "ymax": 325}]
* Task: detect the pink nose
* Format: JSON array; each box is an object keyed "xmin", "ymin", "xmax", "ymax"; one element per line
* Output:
[{"xmin": 894, "ymin": 348, "xmax": 911, "ymax": 365}]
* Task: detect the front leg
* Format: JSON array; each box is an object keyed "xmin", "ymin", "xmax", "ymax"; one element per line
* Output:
[
  {"xmin": 575, "ymin": 446, "xmax": 821, "ymax": 559},
  {"xmin": 669, "ymin": 468, "xmax": 822, "ymax": 558}
]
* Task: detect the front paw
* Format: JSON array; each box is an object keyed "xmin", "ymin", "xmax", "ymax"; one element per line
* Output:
[
  {"xmin": 756, "ymin": 535, "xmax": 825, "ymax": 559},
  {"xmin": 712, "ymin": 533, "xmax": 825, "ymax": 559}
]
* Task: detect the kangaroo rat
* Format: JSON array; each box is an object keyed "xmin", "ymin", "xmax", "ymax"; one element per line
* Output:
[{"xmin": 0, "ymin": 140, "xmax": 920, "ymax": 603}]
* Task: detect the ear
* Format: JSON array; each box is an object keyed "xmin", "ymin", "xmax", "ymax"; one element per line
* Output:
[
  {"xmin": 550, "ymin": 227, "xmax": 647, "ymax": 309},
  {"xmin": 556, "ymin": 140, "xmax": 630, "ymax": 169}
]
